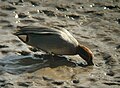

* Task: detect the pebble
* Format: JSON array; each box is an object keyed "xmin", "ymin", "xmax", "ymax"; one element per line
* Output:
[
  {"xmin": 42, "ymin": 10, "xmax": 55, "ymax": 17},
  {"xmin": 17, "ymin": 82, "xmax": 32, "ymax": 87},
  {"xmin": 30, "ymin": 1, "xmax": 40, "ymax": 6},
  {"xmin": 103, "ymin": 82, "xmax": 120, "ymax": 86},
  {"xmin": 102, "ymin": 52, "xmax": 111, "ymax": 61},
  {"xmin": 52, "ymin": 81, "xmax": 64, "ymax": 85},
  {"xmin": 67, "ymin": 14, "xmax": 80, "ymax": 20},
  {"xmin": 18, "ymin": 13, "xmax": 28, "ymax": 18},
  {"xmin": 106, "ymin": 70, "xmax": 115, "ymax": 76},
  {"xmin": 116, "ymin": 18, "xmax": 120, "ymax": 24},
  {"xmin": 18, "ymin": 51, "xmax": 30, "ymax": 55},
  {"xmin": 42, "ymin": 76, "xmax": 54, "ymax": 81},
  {"xmin": 0, "ymin": 12, "xmax": 8, "ymax": 17},
  {"xmin": 72, "ymin": 79, "xmax": 79, "ymax": 84},
  {"xmin": 20, "ymin": 19, "xmax": 36, "ymax": 24},
  {"xmin": 56, "ymin": 6, "xmax": 68, "ymax": 11},
  {"xmin": 116, "ymin": 44, "xmax": 120, "ymax": 49},
  {"xmin": 0, "ymin": 45, "xmax": 8, "ymax": 48},
  {"xmin": 1, "ymin": 5, "xmax": 16, "ymax": 10}
]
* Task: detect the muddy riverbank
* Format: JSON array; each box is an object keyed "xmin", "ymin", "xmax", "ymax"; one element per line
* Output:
[{"xmin": 0, "ymin": 0, "xmax": 120, "ymax": 88}]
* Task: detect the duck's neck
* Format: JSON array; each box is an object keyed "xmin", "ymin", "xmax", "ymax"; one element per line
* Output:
[{"xmin": 77, "ymin": 45, "xmax": 94, "ymax": 65}]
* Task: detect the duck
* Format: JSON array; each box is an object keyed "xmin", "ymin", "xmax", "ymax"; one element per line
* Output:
[{"xmin": 14, "ymin": 26, "xmax": 94, "ymax": 65}]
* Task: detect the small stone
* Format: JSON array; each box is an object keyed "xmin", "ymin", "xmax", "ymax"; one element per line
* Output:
[
  {"xmin": 32, "ymin": 16, "xmax": 45, "ymax": 21},
  {"xmin": 17, "ymin": 82, "xmax": 32, "ymax": 87},
  {"xmin": 116, "ymin": 44, "xmax": 120, "ymax": 49},
  {"xmin": 106, "ymin": 70, "xmax": 115, "ymax": 76},
  {"xmin": 52, "ymin": 81, "xmax": 64, "ymax": 85},
  {"xmin": 1, "ymin": 5, "xmax": 16, "ymax": 10},
  {"xmin": 88, "ymin": 78, "xmax": 96, "ymax": 82},
  {"xmin": 18, "ymin": 51, "xmax": 30, "ymax": 55},
  {"xmin": 1, "ymin": 50, "xmax": 9, "ymax": 54},
  {"xmin": 0, "ymin": 12, "xmax": 8, "ymax": 17},
  {"xmin": 0, "ymin": 45, "xmax": 8, "ymax": 48},
  {"xmin": 29, "ymin": 47, "xmax": 38, "ymax": 52},
  {"xmin": 0, "ymin": 20, "xmax": 10, "ymax": 24},
  {"xmin": 102, "ymin": 53, "xmax": 111, "ymax": 60},
  {"xmin": 0, "ymin": 79, "xmax": 6, "ymax": 83},
  {"xmin": 30, "ymin": 1, "xmax": 40, "ymax": 6},
  {"xmin": 20, "ymin": 19, "xmax": 36, "ymax": 24},
  {"xmin": 117, "ymin": 19, "xmax": 120, "ymax": 24},
  {"xmin": 103, "ymin": 82, "xmax": 120, "ymax": 86},
  {"xmin": 42, "ymin": 10, "xmax": 55, "ymax": 16},
  {"xmin": 19, "ymin": 0, "xmax": 24, "ymax": 3},
  {"xmin": 42, "ymin": 76, "xmax": 53, "ymax": 81},
  {"xmin": 18, "ymin": 13, "xmax": 27, "ymax": 18},
  {"xmin": 56, "ymin": 6, "xmax": 67, "ymax": 11},
  {"xmin": 72, "ymin": 79, "xmax": 79, "ymax": 84},
  {"xmin": 67, "ymin": 14, "xmax": 80, "ymax": 20}
]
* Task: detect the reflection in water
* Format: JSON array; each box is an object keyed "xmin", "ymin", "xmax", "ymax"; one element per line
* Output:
[{"xmin": 0, "ymin": 54, "xmax": 81, "ymax": 74}]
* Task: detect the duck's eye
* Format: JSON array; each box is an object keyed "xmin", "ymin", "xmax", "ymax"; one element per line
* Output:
[{"xmin": 18, "ymin": 35, "xmax": 29, "ymax": 43}]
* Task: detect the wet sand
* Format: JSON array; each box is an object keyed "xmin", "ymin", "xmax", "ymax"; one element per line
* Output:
[{"xmin": 0, "ymin": 0, "xmax": 120, "ymax": 88}]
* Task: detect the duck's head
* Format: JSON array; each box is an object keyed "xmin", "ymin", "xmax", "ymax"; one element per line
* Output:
[{"xmin": 77, "ymin": 45, "xmax": 94, "ymax": 66}]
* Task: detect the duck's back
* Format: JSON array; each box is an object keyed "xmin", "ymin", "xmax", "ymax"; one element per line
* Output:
[{"xmin": 15, "ymin": 26, "xmax": 79, "ymax": 55}]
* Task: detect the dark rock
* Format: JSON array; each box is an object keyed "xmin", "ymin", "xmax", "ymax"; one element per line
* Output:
[
  {"xmin": 114, "ymin": 76, "xmax": 120, "ymax": 79},
  {"xmin": 88, "ymin": 78, "xmax": 96, "ymax": 82},
  {"xmin": 18, "ymin": 51, "xmax": 30, "ymax": 55},
  {"xmin": 67, "ymin": 14, "xmax": 80, "ymax": 20},
  {"xmin": 0, "ymin": 79, "xmax": 6, "ymax": 83},
  {"xmin": 17, "ymin": 82, "xmax": 32, "ymax": 87},
  {"xmin": 103, "ymin": 82, "xmax": 120, "ymax": 86},
  {"xmin": 63, "ymin": 86, "xmax": 70, "ymax": 88},
  {"xmin": 0, "ymin": 45, "xmax": 8, "ymax": 48},
  {"xmin": 32, "ymin": 16, "xmax": 45, "ymax": 22},
  {"xmin": 56, "ymin": 6, "xmax": 67, "ymax": 11},
  {"xmin": 116, "ymin": 19, "xmax": 120, "ymax": 24},
  {"xmin": 30, "ymin": 1, "xmax": 40, "ymax": 6},
  {"xmin": 72, "ymin": 79, "xmax": 79, "ymax": 84},
  {"xmin": 94, "ymin": 12, "xmax": 104, "ymax": 16},
  {"xmin": 0, "ymin": 12, "xmax": 8, "ymax": 17},
  {"xmin": 0, "ymin": 82, "xmax": 13, "ymax": 88},
  {"xmin": 1, "ymin": 50, "xmax": 9, "ymax": 54},
  {"xmin": 19, "ymin": 0, "xmax": 24, "ymax": 3},
  {"xmin": 42, "ymin": 76, "xmax": 54, "ymax": 81},
  {"xmin": 74, "ymin": 86, "xmax": 89, "ymax": 88},
  {"xmin": 102, "ymin": 53, "xmax": 111, "ymax": 60},
  {"xmin": 1, "ymin": 5, "xmax": 16, "ymax": 10},
  {"xmin": 18, "ymin": 13, "xmax": 27, "ymax": 18},
  {"xmin": 20, "ymin": 19, "xmax": 36, "ymax": 24},
  {"xmin": 84, "ymin": 11, "xmax": 96, "ymax": 13},
  {"xmin": 2, "ymin": 24, "xmax": 14, "ymax": 29},
  {"xmin": 29, "ymin": 47, "xmax": 39, "ymax": 52},
  {"xmin": 11, "ymin": 39, "xmax": 21, "ymax": 43},
  {"xmin": 102, "ymin": 52, "xmax": 116, "ymax": 65},
  {"xmin": 101, "ymin": 37, "xmax": 112, "ymax": 42},
  {"xmin": 52, "ymin": 81, "xmax": 64, "ymax": 85},
  {"xmin": 42, "ymin": 10, "xmax": 55, "ymax": 16},
  {"xmin": 0, "ymin": 20, "xmax": 10, "ymax": 24},
  {"xmin": 34, "ymin": 54, "xmax": 44, "ymax": 58},
  {"xmin": 106, "ymin": 70, "xmax": 115, "ymax": 76},
  {"xmin": 116, "ymin": 44, "xmax": 120, "ymax": 49},
  {"xmin": 105, "ymin": 5, "xmax": 119, "ymax": 10}
]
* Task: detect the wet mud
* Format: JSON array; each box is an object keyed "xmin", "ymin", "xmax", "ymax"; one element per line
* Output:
[{"xmin": 0, "ymin": 0, "xmax": 120, "ymax": 88}]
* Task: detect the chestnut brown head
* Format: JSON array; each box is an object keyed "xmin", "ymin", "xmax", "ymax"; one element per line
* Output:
[{"xmin": 77, "ymin": 45, "xmax": 94, "ymax": 65}]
